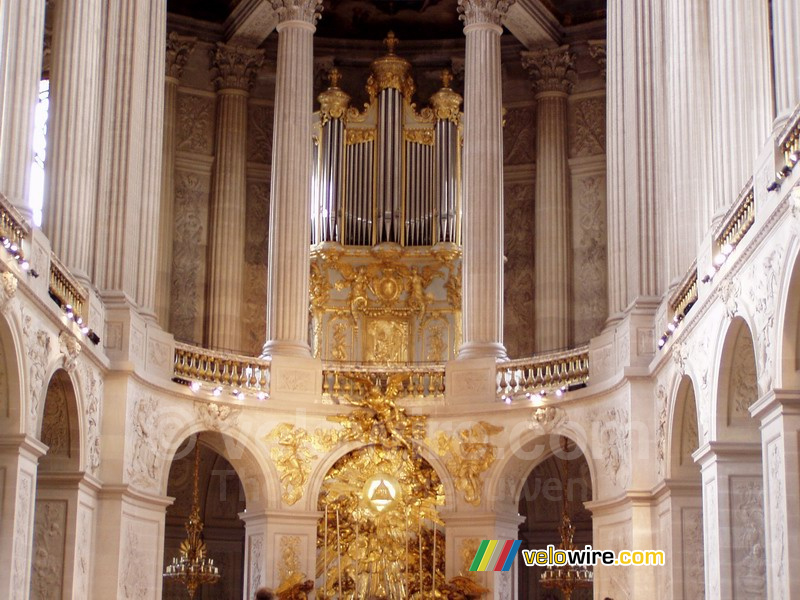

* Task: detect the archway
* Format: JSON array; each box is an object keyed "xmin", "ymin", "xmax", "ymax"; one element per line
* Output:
[
  {"xmin": 316, "ymin": 444, "xmax": 445, "ymax": 599},
  {"xmin": 662, "ymin": 375, "xmax": 704, "ymax": 599},
  {"xmin": 162, "ymin": 433, "xmax": 247, "ymax": 600},
  {"xmin": 517, "ymin": 437, "xmax": 593, "ymax": 600},
  {"xmin": 29, "ymin": 368, "xmax": 83, "ymax": 598},
  {"xmin": 697, "ymin": 317, "xmax": 766, "ymax": 598}
]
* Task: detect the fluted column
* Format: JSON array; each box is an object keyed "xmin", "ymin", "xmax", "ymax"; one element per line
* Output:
[
  {"xmin": 772, "ymin": 0, "xmax": 800, "ymax": 120},
  {"xmin": 0, "ymin": 0, "xmax": 45, "ymax": 219},
  {"xmin": 522, "ymin": 46, "xmax": 575, "ymax": 352},
  {"xmin": 156, "ymin": 33, "xmax": 196, "ymax": 328},
  {"xmin": 708, "ymin": 0, "xmax": 772, "ymax": 214},
  {"xmin": 262, "ymin": 0, "xmax": 322, "ymax": 359},
  {"xmin": 133, "ymin": 0, "xmax": 167, "ymax": 319},
  {"xmin": 606, "ymin": 0, "xmax": 664, "ymax": 316},
  {"xmin": 43, "ymin": 0, "xmax": 103, "ymax": 280},
  {"xmin": 207, "ymin": 44, "xmax": 264, "ymax": 352},
  {"xmin": 456, "ymin": 0, "xmax": 513, "ymax": 361},
  {"xmin": 665, "ymin": 0, "xmax": 713, "ymax": 280}
]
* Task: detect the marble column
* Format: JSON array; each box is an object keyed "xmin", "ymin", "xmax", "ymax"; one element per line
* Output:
[
  {"xmin": 156, "ymin": 33, "xmax": 196, "ymax": 329},
  {"xmin": 664, "ymin": 0, "xmax": 713, "ymax": 282},
  {"xmin": 133, "ymin": 0, "xmax": 167, "ymax": 320},
  {"xmin": 0, "ymin": 0, "xmax": 45, "ymax": 219},
  {"xmin": 522, "ymin": 46, "xmax": 575, "ymax": 352},
  {"xmin": 94, "ymin": 0, "xmax": 154, "ymax": 297},
  {"xmin": 262, "ymin": 0, "xmax": 322, "ymax": 359},
  {"xmin": 708, "ymin": 0, "xmax": 772, "ymax": 214},
  {"xmin": 693, "ymin": 442, "xmax": 766, "ymax": 600},
  {"xmin": 750, "ymin": 390, "xmax": 800, "ymax": 599},
  {"xmin": 43, "ymin": 0, "xmax": 103, "ymax": 281},
  {"xmin": 456, "ymin": 0, "xmax": 513, "ymax": 361},
  {"xmin": 606, "ymin": 0, "xmax": 665, "ymax": 316},
  {"xmin": 771, "ymin": 0, "xmax": 800, "ymax": 121},
  {"xmin": 207, "ymin": 44, "xmax": 264, "ymax": 352}
]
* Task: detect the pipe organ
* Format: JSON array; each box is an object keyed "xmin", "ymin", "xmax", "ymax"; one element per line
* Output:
[
  {"xmin": 312, "ymin": 33, "xmax": 462, "ymax": 247},
  {"xmin": 309, "ymin": 34, "xmax": 464, "ymax": 364}
]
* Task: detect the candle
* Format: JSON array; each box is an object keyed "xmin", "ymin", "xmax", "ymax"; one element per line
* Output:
[
  {"xmin": 336, "ymin": 509, "xmax": 342, "ymax": 598},
  {"xmin": 324, "ymin": 505, "xmax": 328, "ymax": 598},
  {"xmin": 418, "ymin": 513, "xmax": 422, "ymax": 594},
  {"xmin": 432, "ymin": 522, "xmax": 436, "ymax": 596},
  {"xmin": 355, "ymin": 518, "xmax": 359, "ymax": 599}
]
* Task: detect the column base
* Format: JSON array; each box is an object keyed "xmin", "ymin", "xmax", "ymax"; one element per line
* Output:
[
  {"xmin": 261, "ymin": 339, "xmax": 312, "ymax": 359},
  {"xmin": 457, "ymin": 341, "xmax": 508, "ymax": 361}
]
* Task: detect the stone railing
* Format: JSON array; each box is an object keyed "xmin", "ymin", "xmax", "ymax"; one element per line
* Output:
[
  {"xmin": 322, "ymin": 363, "xmax": 446, "ymax": 401},
  {"xmin": 0, "ymin": 194, "xmax": 28, "ymax": 253},
  {"xmin": 778, "ymin": 105, "xmax": 800, "ymax": 170},
  {"xmin": 670, "ymin": 265, "xmax": 698, "ymax": 320},
  {"xmin": 173, "ymin": 342, "xmax": 271, "ymax": 392},
  {"xmin": 49, "ymin": 253, "xmax": 88, "ymax": 324},
  {"xmin": 496, "ymin": 346, "xmax": 590, "ymax": 398},
  {"xmin": 715, "ymin": 182, "xmax": 755, "ymax": 251}
]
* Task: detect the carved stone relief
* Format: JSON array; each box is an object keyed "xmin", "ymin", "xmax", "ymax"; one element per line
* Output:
[
  {"xmin": 0, "ymin": 334, "xmax": 6, "ymax": 417},
  {"xmin": 682, "ymin": 507, "xmax": 705, "ymax": 600},
  {"xmin": 731, "ymin": 477, "xmax": 766, "ymax": 598},
  {"xmin": 680, "ymin": 386, "xmax": 699, "ymax": 465},
  {"xmin": 278, "ymin": 535, "xmax": 302, "ymax": 584},
  {"xmin": 592, "ymin": 407, "xmax": 630, "ymax": 488},
  {"xmin": 75, "ymin": 508, "xmax": 92, "ymax": 598},
  {"xmin": 30, "ymin": 500, "xmax": 67, "ymax": 599},
  {"xmin": 119, "ymin": 523, "xmax": 154, "ymax": 599},
  {"xmin": 41, "ymin": 376, "xmax": 70, "ymax": 457},
  {"xmin": 655, "ymin": 384, "xmax": 668, "ymax": 478},
  {"xmin": 728, "ymin": 329, "xmax": 758, "ymax": 422},
  {"xmin": 0, "ymin": 270, "xmax": 17, "ymax": 314},
  {"xmin": 196, "ymin": 400, "xmax": 240, "ymax": 432},
  {"xmin": 82, "ymin": 365, "xmax": 102, "ymax": 475},
  {"xmin": 170, "ymin": 171, "xmax": 209, "ymax": 344},
  {"xmin": 569, "ymin": 97, "xmax": 606, "ymax": 157},
  {"xmin": 572, "ymin": 173, "xmax": 608, "ymax": 343},
  {"xmin": 23, "ymin": 315, "xmax": 50, "ymax": 432},
  {"xmin": 249, "ymin": 534, "xmax": 265, "ymax": 595},
  {"xmin": 504, "ymin": 184, "xmax": 535, "ymax": 357},
  {"xmin": 705, "ymin": 478, "xmax": 720, "ymax": 598},
  {"xmin": 247, "ymin": 104, "xmax": 273, "ymax": 164},
  {"xmin": 127, "ymin": 395, "xmax": 179, "ymax": 492},
  {"xmin": 503, "ymin": 106, "xmax": 536, "ymax": 165},
  {"xmin": 12, "ymin": 473, "xmax": 33, "ymax": 598},
  {"xmin": 57, "ymin": 331, "xmax": 80, "ymax": 373},
  {"xmin": 748, "ymin": 247, "xmax": 783, "ymax": 395},
  {"xmin": 176, "ymin": 93, "xmax": 214, "ymax": 154},
  {"xmin": 768, "ymin": 440, "xmax": 787, "ymax": 598}
]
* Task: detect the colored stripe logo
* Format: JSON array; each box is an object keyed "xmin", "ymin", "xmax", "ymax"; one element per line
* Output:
[{"xmin": 469, "ymin": 540, "xmax": 522, "ymax": 572}]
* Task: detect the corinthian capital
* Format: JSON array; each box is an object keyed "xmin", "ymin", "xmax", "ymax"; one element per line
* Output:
[
  {"xmin": 166, "ymin": 31, "xmax": 197, "ymax": 80},
  {"xmin": 210, "ymin": 43, "xmax": 265, "ymax": 91},
  {"xmin": 588, "ymin": 40, "xmax": 606, "ymax": 80},
  {"xmin": 521, "ymin": 46, "xmax": 577, "ymax": 95},
  {"xmin": 457, "ymin": 0, "xmax": 515, "ymax": 27},
  {"xmin": 271, "ymin": 0, "xmax": 323, "ymax": 24}
]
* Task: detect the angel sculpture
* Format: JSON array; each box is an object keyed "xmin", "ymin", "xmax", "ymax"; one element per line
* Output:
[
  {"xmin": 334, "ymin": 264, "xmax": 370, "ymax": 326},
  {"xmin": 406, "ymin": 265, "xmax": 440, "ymax": 321},
  {"xmin": 344, "ymin": 373, "xmax": 417, "ymax": 450}
]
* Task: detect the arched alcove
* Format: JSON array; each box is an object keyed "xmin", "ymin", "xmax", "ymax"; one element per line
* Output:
[
  {"xmin": 516, "ymin": 438, "xmax": 593, "ymax": 600},
  {"xmin": 29, "ymin": 368, "xmax": 82, "ymax": 598},
  {"xmin": 716, "ymin": 316, "xmax": 760, "ymax": 442},
  {"xmin": 162, "ymin": 434, "xmax": 246, "ymax": 600},
  {"xmin": 669, "ymin": 376, "xmax": 701, "ymax": 480},
  {"xmin": 778, "ymin": 241, "xmax": 800, "ymax": 388}
]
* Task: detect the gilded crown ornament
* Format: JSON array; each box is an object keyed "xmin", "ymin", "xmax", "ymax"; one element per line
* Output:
[
  {"xmin": 318, "ymin": 67, "xmax": 351, "ymax": 124},
  {"xmin": 366, "ymin": 32, "xmax": 416, "ymax": 100},
  {"xmin": 430, "ymin": 70, "xmax": 463, "ymax": 123}
]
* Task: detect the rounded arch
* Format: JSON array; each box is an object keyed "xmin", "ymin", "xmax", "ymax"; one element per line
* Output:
[
  {"xmin": 713, "ymin": 316, "xmax": 760, "ymax": 443},
  {"xmin": 777, "ymin": 235, "xmax": 800, "ymax": 389},
  {"xmin": 160, "ymin": 423, "xmax": 279, "ymax": 512},
  {"xmin": 487, "ymin": 424, "xmax": 598, "ymax": 512},
  {"xmin": 38, "ymin": 367, "xmax": 83, "ymax": 472},
  {"xmin": 304, "ymin": 440, "xmax": 457, "ymax": 513},
  {"xmin": 666, "ymin": 374, "xmax": 701, "ymax": 480},
  {"xmin": 0, "ymin": 308, "xmax": 25, "ymax": 435}
]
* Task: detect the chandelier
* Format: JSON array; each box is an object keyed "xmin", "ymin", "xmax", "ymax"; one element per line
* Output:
[
  {"xmin": 163, "ymin": 438, "xmax": 222, "ymax": 598},
  {"xmin": 539, "ymin": 437, "xmax": 593, "ymax": 600}
]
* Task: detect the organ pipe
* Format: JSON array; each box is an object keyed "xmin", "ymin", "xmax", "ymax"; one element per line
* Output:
[{"xmin": 311, "ymin": 36, "xmax": 463, "ymax": 248}]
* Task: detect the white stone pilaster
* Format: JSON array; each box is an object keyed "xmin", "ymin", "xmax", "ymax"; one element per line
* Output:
[
  {"xmin": 0, "ymin": 436, "xmax": 47, "ymax": 600},
  {"xmin": 750, "ymin": 390, "xmax": 800, "ymax": 599},
  {"xmin": 606, "ymin": 0, "xmax": 665, "ymax": 316},
  {"xmin": 207, "ymin": 43, "xmax": 263, "ymax": 352},
  {"xmin": 242, "ymin": 511, "xmax": 269, "ymax": 598},
  {"xmin": 133, "ymin": 0, "xmax": 167, "ymax": 320},
  {"xmin": 156, "ymin": 33, "xmax": 196, "ymax": 330},
  {"xmin": 456, "ymin": 0, "xmax": 512, "ymax": 360},
  {"xmin": 708, "ymin": 0, "xmax": 772, "ymax": 214},
  {"xmin": 442, "ymin": 511, "xmax": 524, "ymax": 600},
  {"xmin": 771, "ymin": 0, "xmax": 800, "ymax": 121},
  {"xmin": 0, "ymin": 0, "xmax": 45, "ymax": 219},
  {"xmin": 43, "ymin": 0, "xmax": 103, "ymax": 281},
  {"xmin": 664, "ymin": 0, "xmax": 713, "ymax": 279},
  {"xmin": 522, "ymin": 46, "xmax": 575, "ymax": 352},
  {"xmin": 693, "ymin": 442, "xmax": 766, "ymax": 600},
  {"xmin": 262, "ymin": 0, "xmax": 322, "ymax": 359}
]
